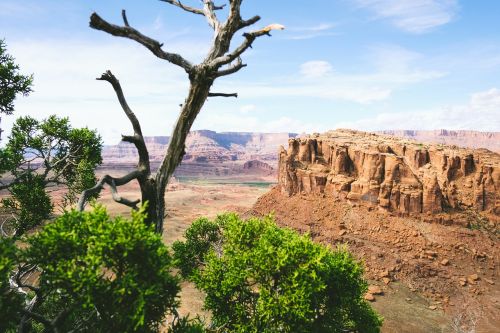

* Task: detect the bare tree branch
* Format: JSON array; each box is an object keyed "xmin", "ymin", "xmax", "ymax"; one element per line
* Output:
[
  {"xmin": 89, "ymin": 12, "xmax": 192, "ymax": 71},
  {"xmin": 211, "ymin": 24, "xmax": 285, "ymax": 68},
  {"xmin": 109, "ymin": 179, "xmax": 140, "ymax": 209},
  {"xmin": 97, "ymin": 70, "xmax": 150, "ymax": 174},
  {"xmin": 121, "ymin": 9, "xmax": 130, "ymax": 27},
  {"xmin": 203, "ymin": 0, "xmax": 221, "ymax": 30},
  {"xmin": 215, "ymin": 57, "xmax": 247, "ymax": 77},
  {"xmin": 160, "ymin": 0, "xmax": 205, "ymax": 15},
  {"xmin": 239, "ymin": 15, "xmax": 261, "ymax": 30},
  {"xmin": 85, "ymin": 1, "xmax": 284, "ymax": 233},
  {"xmin": 78, "ymin": 171, "xmax": 142, "ymax": 211},
  {"xmin": 208, "ymin": 92, "xmax": 238, "ymax": 98}
]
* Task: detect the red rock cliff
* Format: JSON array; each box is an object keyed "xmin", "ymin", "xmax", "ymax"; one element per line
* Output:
[{"xmin": 278, "ymin": 130, "xmax": 499, "ymax": 215}]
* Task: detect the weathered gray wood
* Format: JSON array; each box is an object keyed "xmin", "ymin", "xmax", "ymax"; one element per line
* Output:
[{"xmin": 80, "ymin": 0, "xmax": 284, "ymax": 233}]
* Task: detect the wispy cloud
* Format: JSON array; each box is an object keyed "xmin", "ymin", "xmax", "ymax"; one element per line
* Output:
[
  {"xmin": 287, "ymin": 23, "xmax": 338, "ymax": 40},
  {"xmin": 239, "ymin": 104, "xmax": 256, "ymax": 114},
  {"xmin": 336, "ymin": 88, "xmax": 500, "ymax": 131},
  {"xmin": 353, "ymin": 0, "xmax": 459, "ymax": 33},
  {"xmin": 218, "ymin": 45, "xmax": 444, "ymax": 104},
  {"xmin": 299, "ymin": 61, "xmax": 333, "ymax": 78},
  {"xmin": 197, "ymin": 112, "xmax": 326, "ymax": 135}
]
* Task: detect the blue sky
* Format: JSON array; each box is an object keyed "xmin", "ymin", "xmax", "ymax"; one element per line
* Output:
[{"xmin": 1, "ymin": 0, "xmax": 499, "ymax": 143}]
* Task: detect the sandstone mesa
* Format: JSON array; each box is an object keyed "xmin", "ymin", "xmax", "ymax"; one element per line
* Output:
[{"xmin": 278, "ymin": 129, "xmax": 499, "ymax": 216}]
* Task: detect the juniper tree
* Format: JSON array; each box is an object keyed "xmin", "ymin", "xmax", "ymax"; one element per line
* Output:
[{"xmin": 0, "ymin": 39, "xmax": 33, "ymax": 139}]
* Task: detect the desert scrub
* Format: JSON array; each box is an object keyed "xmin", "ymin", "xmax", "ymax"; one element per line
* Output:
[{"xmin": 173, "ymin": 213, "xmax": 383, "ymax": 333}]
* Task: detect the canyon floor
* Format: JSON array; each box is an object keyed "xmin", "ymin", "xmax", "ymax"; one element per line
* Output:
[{"xmin": 87, "ymin": 167, "xmax": 498, "ymax": 333}]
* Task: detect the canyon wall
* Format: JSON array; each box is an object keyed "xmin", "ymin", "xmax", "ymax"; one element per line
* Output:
[
  {"xmin": 278, "ymin": 130, "xmax": 499, "ymax": 215},
  {"xmin": 102, "ymin": 130, "xmax": 296, "ymax": 165}
]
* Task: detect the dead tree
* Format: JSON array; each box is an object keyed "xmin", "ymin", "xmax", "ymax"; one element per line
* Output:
[{"xmin": 78, "ymin": 0, "xmax": 284, "ymax": 233}]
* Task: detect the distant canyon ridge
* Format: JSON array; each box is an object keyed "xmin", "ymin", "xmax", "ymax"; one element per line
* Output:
[{"xmin": 101, "ymin": 129, "xmax": 500, "ymax": 180}]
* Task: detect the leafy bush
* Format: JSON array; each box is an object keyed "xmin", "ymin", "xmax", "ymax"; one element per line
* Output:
[
  {"xmin": 174, "ymin": 213, "xmax": 383, "ymax": 333},
  {"xmin": 21, "ymin": 205, "xmax": 180, "ymax": 332},
  {"xmin": 0, "ymin": 115, "xmax": 102, "ymax": 236},
  {"xmin": 1, "ymin": 172, "xmax": 52, "ymax": 235},
  {"xmin": 0, "ymin": 39, "xmax": 33, "ymax": 115},
  {"xmin": 0, "ymin": 238, "xmax": 23, "ymax": 332}
]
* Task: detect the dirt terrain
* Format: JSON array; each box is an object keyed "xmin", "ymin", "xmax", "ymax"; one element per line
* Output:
[
  {"xmin": 93, "ymin": 172, "xmax": 497, "ymax": 332},
  {"xmin": 251, "ymin": 188, "xmax": 499, "ymax": 332}
]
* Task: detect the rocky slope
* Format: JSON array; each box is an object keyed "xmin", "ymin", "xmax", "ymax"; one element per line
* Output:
[
  {"xmin": 378, "ymin": 130, "xmax": 500, "ymax": 153},
  {"xmin": 278, "ymin": 129, "xmax": 499, "ymax": 216},
  {"xmin": 253, "ymin": 130, "xmax": 500, "ymax": 332}
]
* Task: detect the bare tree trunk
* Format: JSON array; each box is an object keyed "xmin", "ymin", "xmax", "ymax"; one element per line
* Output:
[
  {"xmin": 79, "ymin": 1, "xmax": 284, "ymax": 233},
  {"xmin": 153, "ymin": 78, "xmax": 213, "ymax": 232}
]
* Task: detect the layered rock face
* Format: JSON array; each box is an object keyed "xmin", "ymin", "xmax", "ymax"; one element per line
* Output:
[
  {"xmin": 278, "ymin": 130, "xmax": 499, "ymax": 215},
  {"xmin": 102, "ymin": 130, "xmax": 296, "ymax": 165}
]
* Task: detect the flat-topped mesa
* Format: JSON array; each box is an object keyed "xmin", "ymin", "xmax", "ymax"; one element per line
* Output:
[{"xmin": 278, "ymin": 129, "xmax": 500, "ymax": 215}]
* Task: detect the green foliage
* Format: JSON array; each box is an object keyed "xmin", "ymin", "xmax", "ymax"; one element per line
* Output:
[
  {"xmin": 0, "ymin": 238, "xmax": 23, "ymax": 332},
  {"xmin": 2, "ymin": 172, "xmax": 52, "ymax": 235},
  {"xmin": 22, "ymin": 205, "xmax": 180, "ymax": 332},
  {"xmin": 174, "ymin": 214, "xmax": 383, "ymax": 333},
  {"xmin": 0, "ymin": 39, "xmax": 33, "ymax": 115},
  {"xmin": 0, "ymin": 115, "xmax": 102, "ymax": 235},
  {"xmin": 168, "ymin": 314, "xmax": 207, "ymax": 333},
  {"xmin": 54, "ymin": 126, "xmax": 103, "ymax": 205},
  {"xmin": 173, "ymin": 217, "xmax": 224, "ymax": 279}
]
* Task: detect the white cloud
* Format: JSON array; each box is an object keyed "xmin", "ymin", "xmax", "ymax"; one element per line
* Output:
[
  {"xmin": 354, "ymin": 0, "xmax": 459, "ymax": 33},
  {"xmin": 217, "ymin": 45, "xmax": 443, "ymax": 104},
  {"xmin": 300, "ymin": 60, "xmax": 333, "ymax": 78},
  {"xmin": 239, "ymin": 104, "xmax": 256, "ymax": 114},
  {"xmin": 153, "ymin": 15, "xmax": 163, "ymax": 31},
  {"xmin": 291, "ymin": 23, "xmax": 335, "ymax": 32},
  {"xmin": 336, "ymin": 88, "xmax": 500, "ymax": 131},
  {"xmin": 287, "ymin": 23, "xmax": 337, "ymax": 40}
]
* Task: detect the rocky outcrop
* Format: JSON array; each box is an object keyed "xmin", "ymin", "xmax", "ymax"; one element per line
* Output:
[
  {"xmin": 243, "ymin": 160, "xmax": 273, "ymax": 172},
  {"xmin": 278, "ymin": 130, "xmax": 499, "ymax": 215}
]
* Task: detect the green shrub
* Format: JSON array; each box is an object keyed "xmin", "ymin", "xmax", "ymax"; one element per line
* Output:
[
  {"xmin": 22, "ymin": 205, "xmax": 180, "ymax": 332},
  {"xmin": 0, "ymin": 238, "xmax": 23, "ymax": 332},
  {"xmin": 174, "ymin": 213, "xmax": 382, "ymax": 333}
]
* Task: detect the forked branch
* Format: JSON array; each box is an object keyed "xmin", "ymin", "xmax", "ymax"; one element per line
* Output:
[
  {"xmin": 78, "ymin": 171, "xmax": 142, "ymax": 211},
  {"xmin": 202, "ymin": 0, "xmax": 222, "ymax": 30},
  {"xmin": 97, "ymin": 70, "xmax": 150, "ymax": 173},
  {"xmin": 159, "ymin": 0, "xmax": 205, "ymax": 15},
  {"xmin": 211, "ymin": 23, "xmax": 285, "ymax": 68},
  {"xmin": 216, "ymin": 57, "xmax": 247, "ymax": 77}
]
